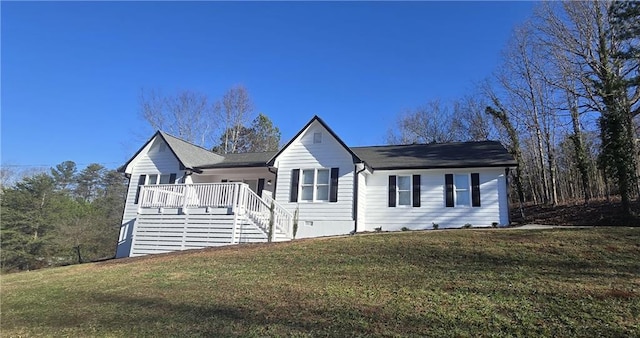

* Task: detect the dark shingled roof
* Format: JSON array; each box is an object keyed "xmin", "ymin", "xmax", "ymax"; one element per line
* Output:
[
  {"xmin": 121, "ymin": 130, "xmax": 516, "ymax": 173},
  {"xmin": 197, "ymin": 151, "xmax": 278, "ymax": 169},
  {"xmin": 159, "ymin": 132, "xmax": 225, "ymax": 169},
  {"xmin": 351, "ymin": 141, "xmax": 517, "ymax": 170}
]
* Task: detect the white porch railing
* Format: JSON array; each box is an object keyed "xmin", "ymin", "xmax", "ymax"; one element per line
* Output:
[{"xmin": 138, "ymin": 183, "xmax": 293, "ymax": 240}]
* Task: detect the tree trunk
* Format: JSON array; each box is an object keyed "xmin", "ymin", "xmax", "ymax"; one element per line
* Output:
[
  {"xmin": 568, "ymin": 97, "xmax": 592, "ymax": 204},
  {"xmin": 485, "ymin": 106, "xmax": 526, "ymax": 220},
  {"xmin": 74, "ymin": 245, "xmax": 82, "ymax": 264}
]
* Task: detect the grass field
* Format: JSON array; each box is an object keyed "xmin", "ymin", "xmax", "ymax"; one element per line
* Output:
[{"xmin": 2, "ymin": 227, "xmax": 639, "ymax": 337}]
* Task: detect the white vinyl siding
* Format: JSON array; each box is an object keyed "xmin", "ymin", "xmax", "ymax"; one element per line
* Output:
[
  {"xmin": 356, "ymin": 172, "xmax": 367, "ymax": 232},
  {"xmin": 272, "ymin": 120, "xmax": 355, "ymax": 238},
  {"xmin": 365, "ymin": 168, "xmax": 509, "ymax": 231},
  {"xmin": 117, "ymin": 137, "xmax": 183, "ymax": 258}
]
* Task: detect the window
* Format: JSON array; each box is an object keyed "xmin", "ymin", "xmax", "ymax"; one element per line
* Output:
[
  {"xmin": 454, "ymin": 174, "xmax": 470, "ymax": 206},
  {"xmin": 301, "ymin": 169, "xmax": 330, "ymax": 202},
  {"xmin": 445, "ymin": 173, "xmax": 480, "ymax": 207},
  {"xmin": 388, "ymin": 175, "xmax": 420, "ymax": 207},
  {"xmin": 134, "ymin": 173, "xmax": 176, "ymax": 204},
  {"xmin": 397, "ymin": 176, "xmax": 411, "ymax": 206},
  {"xmin": 158, "ymin": 143, "xmax": 167, "ymax": 152},
  {"xmin": 148, "ymin": 174, "xmax": 176, "ymax": 185},
  {"xmin": 148, "ymin": 174, "xmax": 158, "ymax": 185},
  {"xmin": 291, "ymin": 168, "xmax": 338, "ymax": 202},
  {"xmin": 313, "ymin": 132, "xmax": 322, "ymax": 144}
]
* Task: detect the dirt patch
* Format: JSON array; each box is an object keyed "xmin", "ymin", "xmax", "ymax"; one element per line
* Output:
[{"xmin": 511, "ymin": 198, "xmax": 640, "ymax": 226}]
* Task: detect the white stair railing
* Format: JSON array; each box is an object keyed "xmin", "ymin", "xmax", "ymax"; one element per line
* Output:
[
  {"xmin": 138, "ymin": 182, "xmax": 293, "ymax": 240},
  {"xmin": 236, "ymin": 184, "xmax": 294, "ymax": 240}
]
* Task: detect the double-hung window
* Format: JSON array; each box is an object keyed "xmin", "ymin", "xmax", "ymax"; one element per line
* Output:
[
  {"xmin": 301, "ymin": 169, "xmax": 330, "ymax": 202},
  {"xmin": 445, "ymin": 173, "xmax": 480, "ymax": 207},
  {"xmin": 454, "ymin": 174, "xmax": 470, "ymax": 206},
  {"xmin": 388, "ymin": 175, "xmax": 421, "ymax": 207},
  {"xmin": 397, "ymin": 176, "xmax": 412, "ymax": 206},
  {"xmin": 290, "ymin": 168, "xmax": 339, "ymax": 203}
]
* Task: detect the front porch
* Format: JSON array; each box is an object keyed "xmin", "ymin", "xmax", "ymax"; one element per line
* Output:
[{"xmin": 123, "ymin": 182, "xmax": 294, "ymax": 257}]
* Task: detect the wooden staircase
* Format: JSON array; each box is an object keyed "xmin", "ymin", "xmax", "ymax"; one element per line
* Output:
[{"xmin": 127, "ymin": 183, "xmax": 293, "ymax": 257}]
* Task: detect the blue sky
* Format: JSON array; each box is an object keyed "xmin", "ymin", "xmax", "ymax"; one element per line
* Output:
[{"xmin": 1, "ymin": 1, "xmax": 535, "ymax": 171}]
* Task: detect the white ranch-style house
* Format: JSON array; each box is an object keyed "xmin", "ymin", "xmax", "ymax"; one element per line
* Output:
[{"xmin": 116, "ymin": 116, "xmax": 517, "ymax": 258}]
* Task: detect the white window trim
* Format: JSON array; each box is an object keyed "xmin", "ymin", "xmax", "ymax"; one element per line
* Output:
[
  {"xmin": 396, "ymin": 175, "xmax": 412, "ymax": 207},
  {"xmin": 454, "ymin": 173, "xmax": 471, "ymax": 207},
  {"xmin": 299, "ymin": 168, "xmax": 330, "ymax": 202}
]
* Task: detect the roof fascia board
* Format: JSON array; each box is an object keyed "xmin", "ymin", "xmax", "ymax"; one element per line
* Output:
[{"xmin": 371, "ymin": 163, "xmax": 518, "ymax": 171}]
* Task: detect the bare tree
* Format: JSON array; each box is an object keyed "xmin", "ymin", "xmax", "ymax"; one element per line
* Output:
[
  {"xmin": 387, "ymin": 100, "xmax": 458, "ymax": 145},
  {"xmin": 535, "ymin": 1, "xmax": 639, "ymax": 214},
  {"xmin": 483, "ymin": 83, "xmax": 526, "ymax": 219},
  {"xmin": 0, "ymin": 166, "xmax": 17, "ymax": 190},
  {"xmin": 451, "ymin": 95, "xmax": 500, "ymax": 142},
  {"xmin": 139, "ymin": 89, "xmax": 217, "ymax": 147},
  {"xmin": 493, "ymin": 22, "xmax": 561, "ymax": 206},
  {"xmin": 217, "ymin": 85, "xmax": 255, "ymax": 154}
]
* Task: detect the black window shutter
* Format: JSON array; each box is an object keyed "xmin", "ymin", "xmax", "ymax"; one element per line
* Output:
[
  {"xmin": 388, "ymin": 175, "xmax": 397, "ymax": 207},
  {"xmin": 257, "ymin": 178, "xmax": 265, "ymax": 198},
  {"xmin": 412, "ymin": 175, "xmax": 421, "ymax": 207},
  {"xmin": 445, "ymin": 174, "xmax": 454, "ymax": 207},
  {"xmin": 290, "ymin": 169, "xmax": 300, "ymax": 202},
  {"xmin": 330, "ymin": 168, "xmax": 339, "ymax": 202},
  {"xmin": 134, "ymin": 174, "xmax": 146, "ymax": 204},
  {"xmin": 471, "ymin": 173, "xmax": 481, "ymax": 207},
  {"xmin": 169, "ymin": 173, "xmax": 177, "ymax": 184}
]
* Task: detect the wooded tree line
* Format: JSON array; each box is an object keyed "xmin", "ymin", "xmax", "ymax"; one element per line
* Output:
[
  {"xmin": 1, "ymin": 162, "xmax": 127, "ymax": 272},
  {"xmin": 388, "ymin": 1, "xmax": 639, "ymax": 217}
]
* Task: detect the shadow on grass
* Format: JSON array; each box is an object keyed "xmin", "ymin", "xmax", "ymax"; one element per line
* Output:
[
  {"xmin": 332, "ymin": 229, "xmax": 640, "ymax": 294},
  {"xmin": 58, "ymin": 285, "xmax": 633, "ymax": 337}
]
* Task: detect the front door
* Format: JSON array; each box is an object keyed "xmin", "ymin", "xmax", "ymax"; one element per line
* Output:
[{"xmin": 227, "ymin": 179, "xmax": 258, "ymax": 193}]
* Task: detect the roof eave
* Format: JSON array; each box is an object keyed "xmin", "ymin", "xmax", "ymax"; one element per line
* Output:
[
  {"xmin": 370, "ymin": 163, "xmax": 519, "ymax": 171},
  {"xmin": 196, "ymin": 163, "xmax": 271, "ymax": 170}
]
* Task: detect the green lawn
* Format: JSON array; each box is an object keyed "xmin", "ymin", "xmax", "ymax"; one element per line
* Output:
[{"xmin": 2, "ymin": 227, "xmax": 639, "ymax": 337}]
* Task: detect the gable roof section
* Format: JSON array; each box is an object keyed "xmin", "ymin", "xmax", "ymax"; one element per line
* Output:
[
  {"xmin": 352, "ymin": 141, "xmax": 517, "ymax": 170},
  {"xmin": 159, "ymin": 131, "xmax": 225, "ymax": 169},
  {"xmin": 266, "ymin": 115, "xmax": 363, "ymax": 166},
  {"xmin": 118, "ymin": 131, "xmax": 224, "ymax": 173}
]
